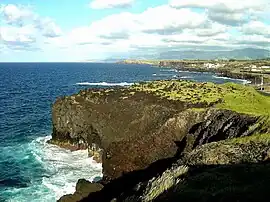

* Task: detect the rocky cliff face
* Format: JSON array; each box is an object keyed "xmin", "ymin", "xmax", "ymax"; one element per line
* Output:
[
  {"xmin": 50, "ymin": 86, "xmax": 204, "ymax": 179},
  {"xmin": 50, "ymin": 85, "xmax": 260, "ymax": 180},
  {"xmin": 51, "ymin": 80, "xmax": 270, "ymax": 202}
]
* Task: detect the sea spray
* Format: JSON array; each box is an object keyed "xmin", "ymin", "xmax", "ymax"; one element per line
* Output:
[{"xmin": 2, "ymin": 136, "xmax": 102, "ymax": 202}]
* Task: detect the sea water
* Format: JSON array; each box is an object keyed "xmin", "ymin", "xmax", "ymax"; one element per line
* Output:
[{"xmin": 0, "ymin": 63, "xmax": 248, "ymax": 201}]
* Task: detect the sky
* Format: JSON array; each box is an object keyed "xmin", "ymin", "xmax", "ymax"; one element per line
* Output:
[{"xmin": 0, "ymin": 0, "xmax": 270, "ymax": 62}]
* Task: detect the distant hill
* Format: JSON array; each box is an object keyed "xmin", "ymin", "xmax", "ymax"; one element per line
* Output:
[
  {"xmin": 103, "ymin": 48, "xmax": 270, "ymax": 61},
  {"xmin": 158, "ymin": 48, "xmax": 270, "ymax": 60}
]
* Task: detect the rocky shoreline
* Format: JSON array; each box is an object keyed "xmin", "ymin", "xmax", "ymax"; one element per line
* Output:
[
  {"xmin": 50, "ymin": 80, "xmax": 270, "ymax": 202},
  {"xmin": 120, "ymin": 59, "xmax": 270, "ymax": 85}
]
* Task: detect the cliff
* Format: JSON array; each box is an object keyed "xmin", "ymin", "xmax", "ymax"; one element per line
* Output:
[{"xmin": 50, "ymin": 80, "xmax": 270, "ymax": 202}]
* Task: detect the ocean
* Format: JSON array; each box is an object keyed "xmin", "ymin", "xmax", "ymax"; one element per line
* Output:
[{"xmin": 0, "ymin": 63, "xmax": 248, "ymax": 202}]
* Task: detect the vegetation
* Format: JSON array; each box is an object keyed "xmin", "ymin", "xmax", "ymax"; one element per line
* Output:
[
  {"xmin": 121, "ymin": 59, "xmax": 270, "ymax": 85},
  {"xmin": 120, "ymin": 59, "xmax": 160, "ymax": 66},
  {"xmin": 121, "ymin": 59, "xmax": 270, "ymax": 67},
  {"xmin": 228, "ymin": 133, "xmax": 270, "ymax": 145},
  {"xmin": 143, "ymin": 165, "xmax": 189, "ymax": 201},
  {"xmin": 156, "ymin": 163, "xmax": 270, "ymax": 202},
  {"xmin": 216, "ymin": 83, "xmax": 270, "ymax": 116},
  {"xmin": 130, "ymin": 80, "xmax": 270, "ymax": 116}
]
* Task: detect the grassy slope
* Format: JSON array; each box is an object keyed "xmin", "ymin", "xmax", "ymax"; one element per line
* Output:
[
  {"xmin": 131, "ymin": 80, "xmax": 270, "ymax": 116},
  {"xmin": 129, "ymin": 80, "xmax": 270, "ymax": 201},
  {"xmin": 216, "ymin": 83, "xmax": 270, "ymax": 116}
]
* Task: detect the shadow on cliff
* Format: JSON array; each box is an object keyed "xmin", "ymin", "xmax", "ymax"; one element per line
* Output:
[
  {"xmin": 81, "ymin": 156, "xmax": 177, "ymax": 202},
  {"xmin": 77, "ymin": 133, "xmax": 270, "ymax": 202},
  {"xmin": 79, "ymin": 161, "xmax": 270, "ymax": 202},
  {"xmin": 154, "ymin": 162, "xmax": 270, "ymax": 202},
  {"xmin": 78, "ymin": 138, "xmax": 188, "ymax": 202}
]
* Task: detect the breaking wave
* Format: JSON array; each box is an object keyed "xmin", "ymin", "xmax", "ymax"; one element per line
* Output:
[
  {"xmin": 212, "ymin": 75, "xmax": 251, "ymax": 84},
  {"xmin": 76, "ymin": 82, "xmax": 134, "ymax": 86},
  {"xmin": 2, "ymin": 136, "xmax": 102, "ymax": 202}
]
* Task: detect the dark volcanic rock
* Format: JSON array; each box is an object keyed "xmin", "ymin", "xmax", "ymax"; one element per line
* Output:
[
  {"xmin": 188, "ymin": 109, "xmax": 258, "ymax": 149},
  {"xmin": 80, "ymin": 140, "xmax": 270, "ymax": 202},
  {"xmin": 50, "ymin": 85, "xmax": 262, "ymax": 181},
  {"xmin": 51, "ymin": 82, "xmax": 268, "ymax": 201},
  {"xmin": 58, "ymin": 179, "xmax": 103, "ymax": 202},
  {"xmin": 50, "ymin": 87, "xmax": 208, "ymax": 180}
]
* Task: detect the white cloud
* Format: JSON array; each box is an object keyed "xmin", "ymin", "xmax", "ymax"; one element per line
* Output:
[
  {"xmin": 52, "ymin": 5, "xmax": 211, "ymax": 55},
  {"xmin": 234, "ymin": 34, "xmax": 270, "ymax": 47},
  {"xmin": 62, "ymin": 5, "xmax": 208, "ymax": 46},
  {"xmin": 1, "ymin": 1, "xmax": 270, "ymax": 61},
  {"xmin": 241, "ymin": 21, "xmax": 270, "ymax": 37},
  {"xmin": 195, "ymin": 22, "xmax": 227, "ymax": 37},
  {"xmin": 169, "ymin": 0, "xmax": 269, "ymax": 12},
  {"xmin": 0, "ymin": 4, "xmax": 62, "ymax": 52},
  {"xmin": 51, "ymin": 2, "xmax": 270, "ymax": 59},
  {"xmin": 138, "ymin": 6, "xmax": 208, "ymax": 34},
  {"xmin": 1, "ymin": 25, "xmax": 36, "ymax": 43},
  {"xmin": 170, "ymin": 0, "xmax": 270, "ymax": 26},
  {"xmin": 90, "ymin": 0, "xmax": 134, "ymax": 9},
  {"xmin": 0, "ymin": 4, "xmax": 36, "ymax": 26},
  {"xmin": 37, "ymin": 18, "xmax": 62, "ymax": 38}
]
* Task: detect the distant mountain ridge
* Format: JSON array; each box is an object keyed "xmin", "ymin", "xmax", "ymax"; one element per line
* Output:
[
  {"xmin": 103, "ymin": 48, "xmax": 270, "ymax": 61},
  {"xmin": 158, "ymin": 48, "xmax": 270, "ymax": 60}
]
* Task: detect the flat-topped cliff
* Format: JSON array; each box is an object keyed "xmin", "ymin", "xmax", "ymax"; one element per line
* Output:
[{"xmin": 50, "ymin": 80, "xmax": 270, "ymax": 202}]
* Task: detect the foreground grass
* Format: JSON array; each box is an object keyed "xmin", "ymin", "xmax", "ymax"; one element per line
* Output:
[
  {"xmin": 216, "ymin": 83, "xmax": 270, "ymax": 116},
  {"xmin": 228, "ymin": 132, "xmax": 270, "ymax": 144},
  {"xmin": 156, "ymin": 163, "xmax": 270, "ymax": 202},
  {"xmin": 130, "ymin": 80, "xmax": 270, "ymax": 116}
]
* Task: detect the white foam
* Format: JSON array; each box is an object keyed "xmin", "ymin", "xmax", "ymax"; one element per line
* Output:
[
  {"xmin": 6, "ymin": 136, "xmax": 102, "ymax": 202},
  {"xmin": 76, "ymin": 82, "xmax": 133, "ymax": 86},
  {"xmin": 180, "ymin": 76, "xmax": 193, "ymax": 79},
  {"xmin": 160, "ymin": 69, "xmax": 178, "ymax": 72},
  {"xmin": 33, "ymin": 136, "xmax": 102, "ymax": 199},
  {"xmin": 212, "ymin": 75, "xmax": 233, "ymax": 80},
  {"xmin": 212, "ymin": 75, "xmax": 251, "ymax": 84}
]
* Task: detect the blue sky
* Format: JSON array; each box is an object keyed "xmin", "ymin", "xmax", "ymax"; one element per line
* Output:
[{"xmin": 0, "ymin": 0, "xmax": 269, "ymax": 62}]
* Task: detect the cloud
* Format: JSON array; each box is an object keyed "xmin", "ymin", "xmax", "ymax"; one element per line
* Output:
[
  {"xmin": 0, "ymin": 4, "xmax": 35, "ymax": 26},
  {"xmin": 234, "ymin": 35, "xmax": 270, "ymax": 47},
  {"xmin": 207, "ymin": 11, "xmax": 247, "ymax": 26},
  {"xmin": 139, "ymin": 6, "xmax": 208, "ymax": 34},
  {"xmin": 195, "ymin": 22, "xmax": 227, "ymax": 37},
  {"xmin": 35, "ymin": 18, "xmax": 62, "ymax": 38},
  {"xmin": 170, "ymin": 0, "xmax": 270, "ymax": 26},
  {"xmin": 0, "ymin": 25, "xmax": 40, "ymax": 51},
  {"xmin": 52, "ymin": 1, "xmax": 269, "ymax": 60},
  {"xmin": 241, "ymin": 21, "xmax": 270, "ymax": 37},
  {"xmin": 1, "ymin": 1, "xmax": 270, "ymax": 61},
  {"xmin": 63, "ymin": 5, "xmax": 208, "ymax": 47},
  {"xmin": 169, "ymin": 0, "xmax": 269, "ymax": 12},
  {"xmin": 90, "ymin": 0, "xmax": 134, "ymax": 9},
  {"xmin": 0, "ymin": 4, "xmax": 62, "ymax": 52},
  {"xmin": 1, "ymin": 25, "xmax": 36, "ymax": 44},
  {"xmin": 100, "ymin": 32, "xmax": 130, "ymax": 39}
]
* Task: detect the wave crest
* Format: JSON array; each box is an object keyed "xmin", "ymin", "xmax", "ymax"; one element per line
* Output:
[
  {"xmin": 76, "ymin": 82, "xmax": 134, "ymax": 86},
  {"xmin": 213, "ymin": 75, "xmax": 251, "ymax": 84}
]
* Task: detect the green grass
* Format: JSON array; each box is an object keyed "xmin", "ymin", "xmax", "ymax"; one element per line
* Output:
[
  {"xmin": 131, "ymin": 80, "xmax": 225, "ymax": 104},
  {"xmin": 216, "ymin": 83, "xmax": 270, "ymax": 116},
  {"xmin": 227, "ymin": 133, "xmax": 270, "ymax": 144},
  {"xmin": 121, "ymin": 59, "xmax": 160, "ymax": 66},
  {"xmin": 129, "ymin": 80, "xmax": 270, "ymax": 116}
]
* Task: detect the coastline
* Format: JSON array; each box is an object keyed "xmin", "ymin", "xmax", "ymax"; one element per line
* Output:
[
  {"xmin": 51, "ymin": 79, "xmax": 270, "ymax": 201},
  {"xmin": 119, "ymin": 59, "xmax": 270, "ymax": 92}
]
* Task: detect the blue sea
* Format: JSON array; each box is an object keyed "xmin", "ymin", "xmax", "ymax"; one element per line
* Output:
[{"xmin": 0, "ymin": 63, "xmax": 248, "ymax": 202}]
